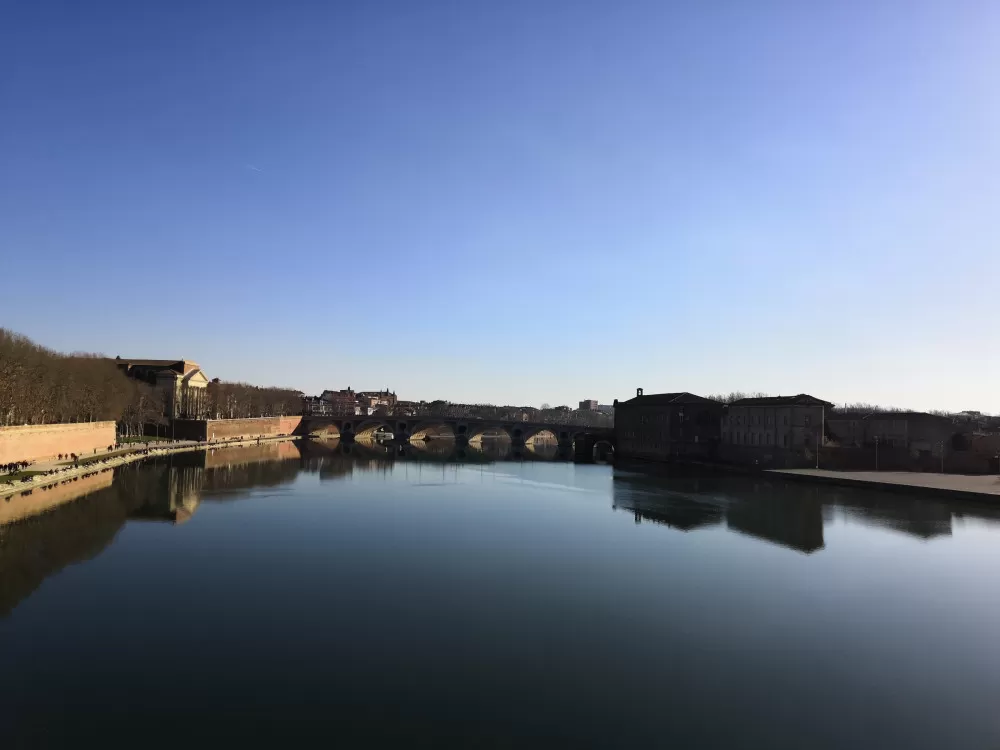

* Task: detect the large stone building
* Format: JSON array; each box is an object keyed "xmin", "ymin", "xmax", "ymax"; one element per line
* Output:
[
  {"xmin": 114, "ymin": 358, "xmax": 209, "ymax": 419},
  {"xmin": 826, "ymin": 411, "xmax": 956, "ymax": 455},
  {"xmin": 614, "ymin": 389, "xmax": 723, "ymax": 462},
  {"xmin": 719, "ymin": 394, "xmax": 832, "ymax": 467}
]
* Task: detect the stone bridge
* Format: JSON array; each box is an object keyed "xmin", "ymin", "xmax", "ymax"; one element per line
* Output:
[{"xmin": 301, "ymin": 415, "xmax": 613, "ymax": 450}]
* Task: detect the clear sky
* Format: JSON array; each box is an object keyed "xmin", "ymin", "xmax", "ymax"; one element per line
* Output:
[{"xmin": 2, "ymin": 1, "xmax": 998, "ymax": 411}]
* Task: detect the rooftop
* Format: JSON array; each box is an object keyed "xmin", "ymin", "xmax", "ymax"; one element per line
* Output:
[
  {"xmin": 617, "ymin": 391, "xmax": 721, "ymax": 407},
  {"xmin": 730, "ymin": 394, "xmax": 833, "ymax": 407},
  {"xmin": 112, "ymin": 358, "xmax": 201, "ymax": 375}
]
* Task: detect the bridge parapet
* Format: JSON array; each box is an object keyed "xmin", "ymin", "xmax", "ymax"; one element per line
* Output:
[{"xmin": 300, "ymin": 415, "xmax": 612, "ymax": 448}]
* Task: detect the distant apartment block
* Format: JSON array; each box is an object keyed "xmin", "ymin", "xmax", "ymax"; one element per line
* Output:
[
  {"xmin": 579, "ymin": 400, "xmax": 599, "ymax": 411},
  {"xmin": 302, "ymin": 396, "xmax": 333, "ymax": 416}
]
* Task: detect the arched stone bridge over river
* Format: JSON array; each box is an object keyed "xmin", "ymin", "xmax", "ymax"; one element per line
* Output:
[{"xmin": 302, "ymin": 415, "xmax": 613, "ymax": 453}]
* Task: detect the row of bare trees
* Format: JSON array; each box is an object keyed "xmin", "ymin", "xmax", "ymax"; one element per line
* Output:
[
  {"xmin": 205, "ymin": 381, "xmax": 303, "ymax": 420},
  {"xmin": 0, "ymin": 329, "xmax": 303, "ymax": 430},
  {"xmin": 0, "ymin": 328, "xmax": 164, "ymax": 429}
]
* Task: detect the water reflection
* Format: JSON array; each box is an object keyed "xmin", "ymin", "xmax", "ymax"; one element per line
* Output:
[
  {"xmin": 5, "ymin": 442, "xmax": 1000, "ymax": 618},
  {"xmin": 611, "ymin": 467, "xmax": 985, "ymax": 553}
]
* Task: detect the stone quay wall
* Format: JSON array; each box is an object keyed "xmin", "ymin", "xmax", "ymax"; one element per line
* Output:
[
  {"xmin": 0, "ymin": 422, "xmax": 117, "ymax": 464},
  {"xmin": 170, "ymin": 416, "xmax": 304, "ymax": 442}
]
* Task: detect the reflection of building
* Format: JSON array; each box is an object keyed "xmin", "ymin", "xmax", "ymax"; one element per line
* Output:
[
  {"xmin": 725, "ymin": 493, "xmax": 824, "ymax": 553},
  {"xmin": 114, "ymin": 358, "xmax": 209, "ymax": 419},
  {"xmin": 130, "ymin": 465, "xmax": 204, "ymax": 524},
  {"xmin": 613, "ymin": 479, "xmax": 725, "ymax": 531},
  {"xmin": 836, "ymin": 496, "xmax": 952, "ymax": 539},
  {"xmin": 614, "ymin": 390, "xmax": 723, "ymax": 462},
  {"xmin": 611, "ymin": 471, "xmax": 826, "ymax": 552}
]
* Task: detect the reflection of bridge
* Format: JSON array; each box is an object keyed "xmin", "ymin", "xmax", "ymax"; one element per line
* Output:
[{"xmin": 302, "ymin": 415, "xmax": 614, "ymax": 451}]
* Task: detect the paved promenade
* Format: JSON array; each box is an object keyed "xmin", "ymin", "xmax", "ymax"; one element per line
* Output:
[{"xmin": 771, "ymin": 468, "xmax": 1000, "ymax": 499}]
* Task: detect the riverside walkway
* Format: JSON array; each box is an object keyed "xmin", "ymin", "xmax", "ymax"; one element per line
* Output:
[{"xmin": 1, "ymin": 434, "xmax": 299, "ymax": 500}]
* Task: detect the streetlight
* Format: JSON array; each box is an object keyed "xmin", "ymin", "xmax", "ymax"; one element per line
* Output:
[{"xmin": 874, "ymin": 435, "xmax": 880, "ymax": 471}]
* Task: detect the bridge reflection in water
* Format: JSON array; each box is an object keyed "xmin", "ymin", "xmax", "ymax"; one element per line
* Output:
[{"xmin": 4, "ymin": 443, "xmax": 1000, "ymax": 620}]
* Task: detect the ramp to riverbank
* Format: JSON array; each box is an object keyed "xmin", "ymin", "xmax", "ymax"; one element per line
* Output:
[{"xmin": 771, "ymin": 469, "xmax": 1000, "ymax": 500}]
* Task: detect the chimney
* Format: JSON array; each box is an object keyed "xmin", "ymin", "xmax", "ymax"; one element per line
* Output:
[{"xmin": 636, "ymin": 388, "xmax": 644, "ymax": 397}]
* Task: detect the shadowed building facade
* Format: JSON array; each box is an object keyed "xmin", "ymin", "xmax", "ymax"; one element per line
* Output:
[{"xmin": 614, "ymin": 389, "xmax": 724, "ymax": 462}]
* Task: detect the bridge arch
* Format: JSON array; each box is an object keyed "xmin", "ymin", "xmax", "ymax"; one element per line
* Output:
[
  {"xmin": 408, "ymin": 421, "xmax": 456, "ymax": 442},
  {"xmin": 467, "ymin": 424, "xmax": 512, "ymax": 442},
  {"xmin": 522, "ymin": 426, "xmax": 561, "ymax": 444},
  {"xmin": 592, "ymin": 438, "xmax": 615, "ymax": 462},
  {"xmin": 353, "ymin": 419, "xmax": 397, "ymax": 440}
]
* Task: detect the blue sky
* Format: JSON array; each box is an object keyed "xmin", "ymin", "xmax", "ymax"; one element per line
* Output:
[{"xmin": 2, "ymin": 1, "xmax": 998, "ymax": 411}]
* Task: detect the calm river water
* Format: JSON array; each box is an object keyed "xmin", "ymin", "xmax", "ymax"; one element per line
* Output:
[{"xmin": 3, "ymin": 438, "xmax": 1000, "ymax": 748}]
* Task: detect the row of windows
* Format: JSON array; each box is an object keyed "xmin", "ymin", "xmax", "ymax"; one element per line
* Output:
[
  {"xmin": 727, "ymin": 414, "xmax": 813, "ymax": 427},
  {"xmin": 724, "ymin": 431, "xmax": 789, "ymax": 447}
]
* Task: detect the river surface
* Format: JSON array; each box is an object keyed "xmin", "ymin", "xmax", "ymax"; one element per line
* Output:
[{"xmin": 3, "ymin": 438, "xmax": 1000, "ymax": 748}]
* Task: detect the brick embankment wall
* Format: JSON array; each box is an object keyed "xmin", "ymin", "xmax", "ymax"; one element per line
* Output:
[
  {"xmin": 172, "ymin": 416, "xmax": 304, "ymax": 443},
  {"xmin": 0, "ymin": 422, "xmax": 116, "ymax": 464}
]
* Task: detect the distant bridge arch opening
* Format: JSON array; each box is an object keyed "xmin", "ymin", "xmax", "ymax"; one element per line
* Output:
[
  {"xmin": 408, "ymin": 422, "xmax": 456, "ymax": 442},
  {"xmin": 467, "ymin": 425, "xmax": 512, "ymax": 443},
  {"xmin": 354, "ymin": 420, "xmax": 396, "ymax": 441},
  {"xmin": 593, "ymin": 439, "xmax": 615, "ymax": 462},
  {"xmin": 524, "ymin": 427, "xmax": 559, "ymax": 444}
]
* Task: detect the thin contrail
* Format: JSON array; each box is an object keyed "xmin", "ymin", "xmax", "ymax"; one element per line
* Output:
[{"xmin": 245, "ymin": 164, "xmax": 263, "ymax": 172}]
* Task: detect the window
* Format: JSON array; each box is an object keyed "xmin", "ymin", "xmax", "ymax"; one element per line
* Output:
[
  {"xmin": 804, "ymin": 415, "xmax": 811, "ymax": 426},
  {"xmin": 782, "ymin": 434, "xmax": 788, "ymax": 447},
  {"xmin": 783, "ymin": 415, "xmax": 789, "ymax": 426}
]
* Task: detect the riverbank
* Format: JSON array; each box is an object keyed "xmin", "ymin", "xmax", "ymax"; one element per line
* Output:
[
  {"xmin": 770, "ymin": 468, "xmax": 1000, "ymax": 500},
  {"xmin": 1, "ymin": 434, "xmax": 306, "ymax": 500}
]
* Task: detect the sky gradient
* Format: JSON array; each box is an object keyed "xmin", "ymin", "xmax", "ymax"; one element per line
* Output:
[{"xmin": 2, "ymin": 1, "xmax": 998, "ymax": 410}]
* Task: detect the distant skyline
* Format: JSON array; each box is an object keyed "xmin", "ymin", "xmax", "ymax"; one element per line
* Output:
[{"xmin": 2, "ymin": 1, "xmax": 998, "ymax": 412}]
